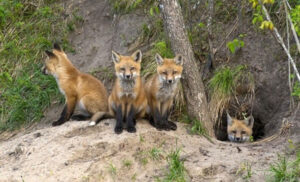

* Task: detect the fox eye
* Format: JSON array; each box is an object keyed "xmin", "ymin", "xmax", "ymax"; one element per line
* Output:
[
  {"xmin": 162, "ymin": 71, "xmax": 167, "ymax": 75},
  {"xmin": 173, "ymin": 71, "xmax": 178, "ymax": 74},
  {"xmin": 232, "ymin": 130, "xmax": 236, "ymax": 134},
  {"xmin": 120, "ymin": 67, "xmax": 125, "ymax": 71},
  {"xmin": 130, "ymin": 67, "xmax": 135, "ymax": 71},
  {"xmin": 241, "ymin": 131, "xmax": 246, "ymax": 135}
]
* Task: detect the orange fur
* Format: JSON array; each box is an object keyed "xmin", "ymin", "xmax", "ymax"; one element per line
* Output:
[
  {"xmin": 227, "ymin": 113, "xmax": 254, "ymax": 142},
  {"xmin": 145, "ymin": 54, "xmax": 183, "ymax": 130},
  {"xmin": 109, "ymin": 50, "xmax": 147, "ymax": 133},
  {"xmin": 44, "ymin": 44, "xmax": 108, "ymax": 126}
]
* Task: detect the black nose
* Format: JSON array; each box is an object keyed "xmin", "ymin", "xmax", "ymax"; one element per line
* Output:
[
  {"xmin": 126, "ymin": 75, "xmax": 131, "ymax": 79},
  {"xmin": 42, "ymin": 67, "xmax": 47, "ymax": 75},
  {"xmin": 168, "ymin": 80, "xmax": 173, "ymax": 83},
  {"xmin": 235, "ymin": 137, "xmax": 241, "ymax": 141}
]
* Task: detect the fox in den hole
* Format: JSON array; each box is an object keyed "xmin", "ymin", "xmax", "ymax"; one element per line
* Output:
[
  {"xmin": 145, "ymin": 53, "xmax": 183, "ymax": 131},
  {"xmin": 227, "ymin": 112, "xmax": 254, "ymax": 142},
  {"xmin": 43, "ymin": 43, "xmax": 109, "ymax": 126},
  {"xmin": 109, "ymin": 50, "xmax": 147, "ymax": 134}
]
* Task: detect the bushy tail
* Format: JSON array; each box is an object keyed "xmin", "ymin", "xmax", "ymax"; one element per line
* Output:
[{"xmin": 89, "ymin": 112, "xmax": 113, "ymax": 126}]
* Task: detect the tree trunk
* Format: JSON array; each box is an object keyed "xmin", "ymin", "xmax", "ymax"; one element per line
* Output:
[{"xmin": 159, "ymin": 0, "xmax": 214, "ymax": 137}]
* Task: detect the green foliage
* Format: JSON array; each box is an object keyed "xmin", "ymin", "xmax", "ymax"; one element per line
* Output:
[
  {"xmin": 236, "ymin": 162, "xmax": 253, "ymax": 181},
  {"xmin": 0, "ymin": 0, "xmax": 76, "ymax": 131},
  {"xmin": 163, "ymin": 149, "xmax": 188, "ymax": 182},
  {"xmin": 190, "ymin": 118, "xmax": 208, "ymax": 137},
  {"xmin": 226, "ymin": 38, "xmax": 245, "ymax": 54},
  {"xmin": 110, "ymin": 0, "xmax": 147, "ymax": 14},
  {"xmin": 268, "ymin": 152, "xmax": 300, "ymax": 182},
  {"xmin": 153, "ymin": 41, "xmax": 174, "ymax": 58},
  {"xmin": 292, "ymin": 81, "xmax": 300, "ymax": 99},
  {"xmin": 123, "ymin": 159, "xmax": 133, "ymax": 168},
  {"xmin": 291, "ymin": 5, "xmax": 300, "ymax": 36},
  {"xmin": 209, "ymin": 65, "xmax": 249, "ymax": 96},
  {"xmin": 149, "ymin": 147, "xmax": 163, "ymax": 161}
]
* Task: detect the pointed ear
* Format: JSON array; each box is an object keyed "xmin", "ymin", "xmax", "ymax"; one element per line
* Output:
[
  {"xmin": 227, "ymin": 112, "xmax": 233, "ymax": 126},
  {"xmin": 155, "ymin": 53, "xmax": 164, "ymax": 65},
  {"xmin": 244, "ymin": 115, "xmax": 254, "ymax": 128},
  {"xmin": 45, "ymin": 50, "xmax": 56, "ymax": 58},
  {"xmin": 174, "ymin": 54, "xmax": 183, "ymax": 65},
  {"xmin": 53, "ymin": 43, "xmax": 62, "ymax": 51},
  {"xmin": 112, "ymin": 50, "xmax": 121, "ymax": 63},
  {"xmin": 131, "ymin": 49, "xmax": 142, "ymax": 63}
]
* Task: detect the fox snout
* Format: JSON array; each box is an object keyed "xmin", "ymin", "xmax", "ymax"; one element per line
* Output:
[
  {"xmin": 228, "ymin": 134, "xmax": 249, "ymax": 143},
  {"xmin": 41, "ymin": 66, "xmax": 48, "ymax": 75}
]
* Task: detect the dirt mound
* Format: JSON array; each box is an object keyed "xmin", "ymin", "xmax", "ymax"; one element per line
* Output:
[{"xmin": 0, "ymin": 120, "xmax": 291, "ymax": 182}]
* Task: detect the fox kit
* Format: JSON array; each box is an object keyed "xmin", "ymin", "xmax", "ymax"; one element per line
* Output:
[
  {"xmin": 43, "ymin": 43, "xmax": 108, "ymax": 126},
  {"xmin": 109, "ymin": 50, "xmax": 147, "ymax": 134},
  {"xmin": 227, "ymin": 113, "xmax": 254, "ymax": 142},
  {"xmin": 145, "ymin": 54, "xmax": 183, "ymax": 130}
]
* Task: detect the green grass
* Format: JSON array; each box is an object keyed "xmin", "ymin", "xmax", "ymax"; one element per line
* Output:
[
  {"xmin": 161, "ymin": 149, "xmax": 188, "ymax": 182},
  {"xmin": 268, "ymin": 152, "xmax": 300, "ymax": 182},
  {"xmin": 149, "ymin": 147, "xmax": 163, "ymax": 161},
  {"xmin": 208, "ymin": 65, "xmax": 255, "ymax": 124},
  {"xmin": 123, "ymin": 159, "xmax": 133, "ymax": 168},
  {"xmin": 0, "ymin": 0, "xmax": 79, "ymax": 131},
  {"xmin": 236, "ymin": 161, "xmax": 252, "ymax": 182}
]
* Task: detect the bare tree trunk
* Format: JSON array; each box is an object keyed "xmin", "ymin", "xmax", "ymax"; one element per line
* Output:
[{"xmin": 159, "ymin": 0, "xmax": 214, "ymax": 137}]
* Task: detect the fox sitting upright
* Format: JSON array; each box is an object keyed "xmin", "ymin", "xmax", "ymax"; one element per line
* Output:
[
  {"xmin": 145, "ymin": 53, "xmax": 183, "ymax": 131},
  {"xmin": 227, "ymin": 112, "xmax": 254, "ymax": 142},
  {"xmin": 109, "ymin": 50, "xmax": 147, "ymax": 134},
  {"xmin": 43, "ymin": 43, "xmax": 108, "ymax": 126}
]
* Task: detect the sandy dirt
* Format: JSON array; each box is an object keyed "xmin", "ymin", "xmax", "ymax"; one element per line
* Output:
[{"xmin": 0, "ymin": 119, "xmax": 291, "ymax": 182}]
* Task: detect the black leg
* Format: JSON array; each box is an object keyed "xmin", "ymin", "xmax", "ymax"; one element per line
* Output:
[
  {"xmin": 126, "ymin": 106, "xmax": 137, "ymax": 133},
  {"xmin": 71, "ymin": 114, "xmax": 90, "ymax": 121},
  {"xmin": 114, "ymin": 105, "xmax": 123, "ymax": 134},
  {"xmin": 162, "ymin": 109, "xmax": 177, "ymax": 131},
  {"xmin": 153, "ymin": 108, "xmax": 169, "ymax": 131},
  {"xmin": 52, "ymin": 105, "xmax": 72, "ymax": 126}
]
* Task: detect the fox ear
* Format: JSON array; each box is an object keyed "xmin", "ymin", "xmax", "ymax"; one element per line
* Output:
[
  {"xmin": 132, "ymin": 49, "xmax": 142, "ymax": 63},
  {"xmin": 112, "ymin": 50, "xmax": 121, "ymax": 63},
  {"xmin": 227, "ymin": 112, "xmax": 233, "ymax": 126},
  {"xmin": 155, "ymin": 53, "xmax": 164, "ymax": 65},
  {"xmin": 244, "ymin": 115, "xmax": 254, "ymax": 128},
  {"xmin": 53, "ymin": 43, "xmax": 62, "ymax": 51},
  {"xmin": 174, "ymin": 54, "xmax": 183, "ymax": 65},
  {"xmin": 45, "ymin": 50, "xmax": 56, "ymax": 58}
]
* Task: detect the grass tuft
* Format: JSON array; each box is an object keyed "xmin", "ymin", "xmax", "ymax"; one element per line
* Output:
[
  {"xmin": 163, "ymin": 149, "xmax": 188, "ymax": 182},
  {"xmin": 0, "ymin": 0, "xmax": 79, "ymax": 131},
  {"xmin": 268, "ymin": 152, "xmax": 300, "ymax": 182},
  {"xmin": 208, "ymin": 65, "xmax": 255, "ymax": 125}
]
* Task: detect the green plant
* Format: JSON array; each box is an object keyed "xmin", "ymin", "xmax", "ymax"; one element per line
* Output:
[
  {"xmin": 292, "ymin": 81, "xmax": 300, "ymax": 99},
  {"xmin": 108, "ymin": 163, "xmax": 117, "ymax": 177},
  {"xmin": 268, "ymin": 153, "xmax": 300, "ymax": 182},
  {"xmin": 149, "ymin": 147, "xmax": 163, "ymax": 161},
  {"xmin": 226, "ymin": 38, "xmax": 245, "ymax": 54},
  {"xmin": 163, "ymin": 149, "xmax": 188, "ymax": 182},
  {"xmin": 123, "ymin": 159, "xmax": 133, "ymax": 168},
  {"xmin": 109, "ymin": 0, "xmax": 147, "ymax": 14},
  {"xmin": 153, "ymin": 41, "xmax": 174, "ymax": 58},
  {"xmin": 209, "ymin": 65, "xmax": 255, "ymax": 124},
  {"xmin": 0, "ymin": 0, "xmax": 78, "ymax": 131},
  {"xmin": 236, "ymin": 162, "xmax": 253, "ymax": 181},
  {"xmin": 190, "ymin": 119, "xmax": 208, "ymax": 137},
  {"xmin": 290, "ymin": 5, "xmax": 300, "ymax": 36}
]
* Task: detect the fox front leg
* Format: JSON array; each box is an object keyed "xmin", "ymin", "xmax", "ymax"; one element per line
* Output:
[
  {"xmin": 114, "ymin": 104, "xmax": 124, "ymax": 134},
  {"xmin": 126, "ymin": 106, "xmax": 137, "ymax": 133},
  {"xmin": 161, "ymin": 101, "xmax": 177, "ymax": 131}
]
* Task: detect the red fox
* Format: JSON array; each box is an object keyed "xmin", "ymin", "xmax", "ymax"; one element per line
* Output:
[
  {"xmin": 109, "ymin": 50, "xmax": 147, "ymax": 134},
  {"xmin": 145, "ymin": 53, "xmax": 183, "ymax": 131},
  {"xmin": 227, "ymin": 112, "xmax": 254, "ymax": 142},
  {"xmin": 43, "ymin": 43, "xmax": 108, "ymax": 126}
]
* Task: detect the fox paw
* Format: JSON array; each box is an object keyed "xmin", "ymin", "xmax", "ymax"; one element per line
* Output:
[
  {"xmin": 167, "ymin": 121, "xmax": 177, "ymax": 130},
  {"xmin": 127, "ymin": 126, "xmax": 137, "ymax": 133},
  {"xmin": 114, "ymin": 126, "xmax": 123, "ymax": 134},
  {"xmin": 52, "ymin": 120, "xmax": 64, "ymax": 126}
]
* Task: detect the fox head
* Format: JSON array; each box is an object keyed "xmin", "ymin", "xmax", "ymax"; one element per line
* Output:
[
  {"xmin": 43, "ymin": 43, "xmax": 69, "ymax": 76},
  {"xmin": 155, "ymin": 54, "xmax": 183, "ymax": 84},
  {"xmin": 112, "ymin": 50, "xmax": 142, "ymax": 81},
  {"xmin": 227, "ymin": 113, "xmax": 254, "ymax": 143}
]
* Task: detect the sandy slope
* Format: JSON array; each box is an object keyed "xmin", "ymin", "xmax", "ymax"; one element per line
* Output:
[{"xmin": 0, "ymin": 119, "xmax": 288, "ymax": 182}]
